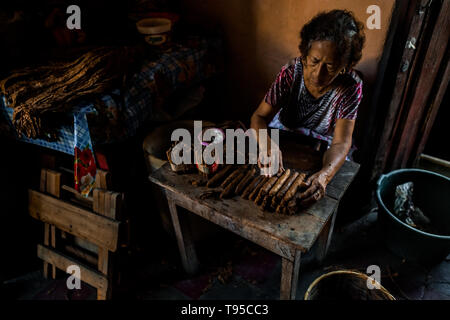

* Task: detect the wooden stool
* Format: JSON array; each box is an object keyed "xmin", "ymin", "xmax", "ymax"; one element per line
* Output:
[{"xmin": 29, "ymin": 167, "xmax": 123, "ymax": 300}]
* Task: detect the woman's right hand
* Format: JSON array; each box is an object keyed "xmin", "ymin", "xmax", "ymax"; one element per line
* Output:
[{"xmin": 258, "ymin": 145, "xmax": 284, "ymax": 177}]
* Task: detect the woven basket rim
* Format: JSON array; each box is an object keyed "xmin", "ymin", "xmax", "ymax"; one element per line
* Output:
[{"xmin": 304, "ymin": 269, "xmax": 396, "ymax": 300}]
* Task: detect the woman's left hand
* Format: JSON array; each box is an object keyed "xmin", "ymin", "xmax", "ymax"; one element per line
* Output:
[{"xmin": 299, "ymin": 170, "xmax": 329, "ymax": 206}]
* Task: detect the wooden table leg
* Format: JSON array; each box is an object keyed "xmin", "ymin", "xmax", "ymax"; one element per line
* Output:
[
  {"xmin": 316, "ymin": 208, "xmax": 338, "ymax": 264},
  {"xmin": 280, "ymin": 250, "xmax": 301, "ymax": 300},
  {"xmin": 167, "ymin": 196, "xmax": 199, "ymax": 275}
]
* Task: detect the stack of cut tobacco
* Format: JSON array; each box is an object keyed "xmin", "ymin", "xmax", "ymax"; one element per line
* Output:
[
  {"xmin": 166, "ymin": 142, "xmax": 196, "ymax": 174},
  {"xmin": 206, "ymin": 165, "xmax": 310, "ymax": 215}
]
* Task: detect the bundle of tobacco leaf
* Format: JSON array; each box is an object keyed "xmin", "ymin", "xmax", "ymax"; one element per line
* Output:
[
  {"xmin": 0, "ymin": 46, "xmax": 140, "ymax": 140},
  {"xmin": 206, "ymin": 164, "xmax": 309, "ymax": 214}
]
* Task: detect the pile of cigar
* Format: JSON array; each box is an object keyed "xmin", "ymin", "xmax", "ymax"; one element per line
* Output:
[{"xmin": 206, "ymin": 165, "xmax": 308, "ymax": 215}]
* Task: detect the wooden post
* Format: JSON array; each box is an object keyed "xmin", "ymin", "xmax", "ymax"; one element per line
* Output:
[
  {"xmin": 167, "ymin": 196, "xmax": 199, "ymax": 275},
  {"xmin": 40, "ymin": 169, "xmax": 49, "ymax": 279},
  {"xmin": 97, "ymin": 247, "xmax": 111, "ymax": 300},
  {"xmin": 315, "ymin": 208, "xmax": 338, "ymax": 264},
  {"xmin": 280, "ymin": 250, "xmax": 301, "ymax": 300},
  {"xmin": 43, "ymin": 223, "xmax": 50, "ymax": 279},
  {"xmin": 91, "ymin": 182, "xmax": 120, "ymax": 300},
  {"xmin": 40, "ymin": 168, "xmax": 61, "ymax": 279},
  {"xmin": 45, "ymin": 169, "xmax": 61, "ymax": 279},
  {"xmin": 95, "ymin": 170, "xmax": 112, "ymax": 190}
]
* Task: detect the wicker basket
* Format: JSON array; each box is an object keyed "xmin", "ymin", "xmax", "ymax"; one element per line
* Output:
[{"xmin": 304, "ymin": 270, "xmax": 395, "ymax": 300}]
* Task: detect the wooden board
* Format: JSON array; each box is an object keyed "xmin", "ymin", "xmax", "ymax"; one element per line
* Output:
[
  {"xmin": 29, "ymin": 190, "xmax": 119, "ymax": 252},
  {"xmin": 37, "ymin": 244, "xmax": 107, "ymax": 293},
  {"xmin": 326, "ymin": 160, "xmax": 360, "ymax": 201},
  {"xmin": 45, "ymin": 169, "xmax": 61, "ymax": 198},
  {"xmin": 149, "ymin": 163, "xmax": 341, "ymax": 254}
]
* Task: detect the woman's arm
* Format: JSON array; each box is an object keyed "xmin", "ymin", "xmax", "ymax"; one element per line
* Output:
[
  {"xmin": 250, "ymin": 99, "xmax": 281, "ymax": 151},
  {"xmin": 300, "ymin": 118, "xmax": 355, "ymax": 205},
  {"xmin": 250, "ymin": 99, "xmax": 284, "ymax": 175}
]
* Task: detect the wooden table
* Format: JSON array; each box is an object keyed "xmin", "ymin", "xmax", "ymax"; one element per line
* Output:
[{"xmin": 149, "ymin": 158, "xmax": 359, "ymax": 300}]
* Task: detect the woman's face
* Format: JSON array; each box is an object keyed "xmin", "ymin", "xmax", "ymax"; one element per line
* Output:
[{"xmin": 303, "ymin": 40, "xmax": 344, "ymax": 92}]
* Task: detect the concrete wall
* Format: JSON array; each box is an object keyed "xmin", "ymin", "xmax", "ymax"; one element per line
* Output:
[{"xmin": 180, "ymin": 0, "xmax": 396, "ymax": 144}]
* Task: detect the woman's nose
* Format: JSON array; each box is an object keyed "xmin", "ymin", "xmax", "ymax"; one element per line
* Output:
[
  {"xmin": 313, "ymin": 64, "xmax": 330, "ymax": 82},
  {"xmin": 317, "ymin": 64, "xmax": 329, "ymax": 78}
]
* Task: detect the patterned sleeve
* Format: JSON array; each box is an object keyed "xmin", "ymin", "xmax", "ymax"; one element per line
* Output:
[
  {"xmin": 337, "ymin": 80, "xmax": 363, "ymax": 120},
  {"xmin": 264, "ymin": 61, "xmax": 296, "ymax": 109}
]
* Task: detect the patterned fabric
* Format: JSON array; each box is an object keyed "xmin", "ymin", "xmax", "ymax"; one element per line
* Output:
[
  {"xmin": 265, "ymin": 57, "xmax": 362, "ymax": 143},
  {"xmin": 0, "ymin": 36, "xmax": 221, "ymax": 196}
]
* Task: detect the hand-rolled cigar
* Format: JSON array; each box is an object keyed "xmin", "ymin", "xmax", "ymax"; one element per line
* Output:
[
  {"xmin": 286, "ymin": 196, "xmax": 299, "ymax": 215},
  {"xmin": 268, "ymin": 169, "xmax": 291, "ymax": 196},
  {"xmin": 235, "ymin": 167, "xmax": 256, "ymax": 195},
  {"xmin": 249, "ymin": 176, "xmax": 269, "ymax": 201},
  {"xmin": 220, "ymin": 170, "xmax": 246, "ymax": 199},
  {"xmin": 255, "ymin": 172, "xmax": 282, "ymax": 205},
  {"xmin": 271, "ymin": 171, "xmax": 299, "ymax": 210},
  {"xmin": 219, "ymin": 165, "xmax": 247, "ymax": 188},
  {"xmin": 222, "ymin": 166, "xmax": 249, "ymax": 189},
  {"xmin": 280, "ymin": 172, "xmax": 306, "ymax": 207},
  {"xmin": 275, "ymin": 202, "xmax": 288, "ymax": 214},
  {"xmin": 260, "ymin": 194, "xmax": 272, "ymax": 211},
  {"xmin": 207, "ymin": 165, "xmax": 234, "ymax": 187},
  {"xmin": 242, "ymin": 175, "xmax": 263, "ymax": 200}
]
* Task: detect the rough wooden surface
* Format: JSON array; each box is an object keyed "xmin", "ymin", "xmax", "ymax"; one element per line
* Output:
[
  {"xmin": 280, "ymin": 250, "xmax": 301, "ymax": 300},
  {"xmin": 325, "ymin": 160, "xmax": 360, "ymax": 201},
  {"xmin": 148, "ymin": 162, "xmax": 359, "ymax": 253},
  {"xmin": 37, "ymin": 244, "xmax": 108, "ymax": 300},
  {"xmin": 29, "ymin": 190, "xmax": 119, "ymax": 252}
]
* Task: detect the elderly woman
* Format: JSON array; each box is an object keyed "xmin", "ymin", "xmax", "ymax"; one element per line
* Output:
[{"xmin": 251, "ymin": 9, "xmax": 365, "ymax": 206}]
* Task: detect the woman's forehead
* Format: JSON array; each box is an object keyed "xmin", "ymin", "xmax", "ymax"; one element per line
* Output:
[{"xmin": 308, "ymin": 41, "xmax": 338, "ymax": 63}]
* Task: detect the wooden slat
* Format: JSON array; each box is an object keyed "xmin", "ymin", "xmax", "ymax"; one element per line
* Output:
[
  {"xmin": 74, "ymin": 237, "xmax": 98, "ymax": 255},
  {"xmin": 109, "ymin": 193, "xmax": 121, "ymax": 220},
  {"xmin": 46, "ymin": 169, "xmax": 59, "ymax": 279},
  {"xmin": 92, "ymin": 189, "xmax": 121, "ymax": 219},
  {"xmin": 98, "ymin": 190, "xmax": 106, "ymax": 215},
  {"xmin": 37, "ymin": 244, "xmax": 108, "ymax": 294},
  {"xmin": 43, "ymin": 223, "xmax": 50, "ymax": 279},
  {"xmin": 93, "ymin": 189, "xmax": 99, "ymax": 213},
  {"xmin": 46, "ymin": 169, "xmax": 61, "ymax": 198},
  {"xmin": 104, "ymin": 192, "xmax": 112, "ymax": 219},
  {"xmin": 64, "ymin": 244, "xmax": 98, "ymax": 266},
  {"xmin": 40, "ymin": 169, "xmax": 47, "ymax": 193},
  {"xmin": 95, "ymin": 170, "xmax": 112, "ymax": 190},
  {"xmin": 280, "ymin": 250, "xmax": 301, "ymax": 300},
  {"xmin": 51, "ymin": 225, "xmax": 56, "ymax": 278},
  {"xmin": 29, "ymin": 189, "xmax": 119, "ymax": 252},
  {"xmin": 326, "ymin": 160, "xmax": 360, "ymax": 201},
  {"xmin": 62, "ymin": 185, "xmax": 94, "ymax": 203},
  {"xmin": 97, "ymin": 247, "xmax": 109, "ymax": 276},
  {"xmin": 41, "ymin": 169, "xmax": 51, "ymax": 279}
]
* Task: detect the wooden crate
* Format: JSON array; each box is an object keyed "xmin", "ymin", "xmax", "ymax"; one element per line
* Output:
[{"xmin": 29, "ymin": 167, "xmax": 124, "ymax": 300}]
